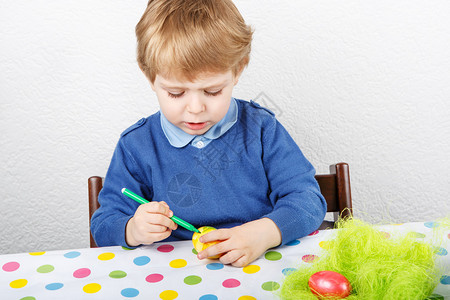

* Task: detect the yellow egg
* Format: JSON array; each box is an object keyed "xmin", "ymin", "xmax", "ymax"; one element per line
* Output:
[{"xmin": 192, "ymin": 226, "xmax": 221, "ymax": 259}]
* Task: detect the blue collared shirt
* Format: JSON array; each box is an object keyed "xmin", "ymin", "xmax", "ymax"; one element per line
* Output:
[{"xmin": 160, "ymin": 98, "xmax": 238, "ymax": 149}]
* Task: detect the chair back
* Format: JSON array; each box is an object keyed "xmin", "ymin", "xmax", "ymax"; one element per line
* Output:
[
  {"xmin": 315, "ymin": 162, "xmax": 353, "ymax": 229},
  {"xmin": 88, "ymin": 176, "xmax": 103, "ymax": 248}
]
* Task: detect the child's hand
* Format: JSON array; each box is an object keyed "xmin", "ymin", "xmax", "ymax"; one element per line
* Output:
[
  {"xmin": 125, "ymin": 201, "xmax": 177, "ymax": 247},
  {"xmin": 196, "ymin": 218, "xmax": 282, "ymax": 267}
]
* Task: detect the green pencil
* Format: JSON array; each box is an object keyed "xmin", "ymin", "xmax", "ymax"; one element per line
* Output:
[{"xmin": 121, "ymin": 188, "xmax": 200, "ymax": 233}]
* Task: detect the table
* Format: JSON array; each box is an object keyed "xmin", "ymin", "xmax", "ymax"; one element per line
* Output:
[{"xmin": 2, "ymin": 222, "xmax": 449, "ymax": 299}]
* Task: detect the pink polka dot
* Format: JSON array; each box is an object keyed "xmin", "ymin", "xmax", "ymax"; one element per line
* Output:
[
  {"xmin": 146, "ymin": 273, "xmax": 164, "ymax": 283},
  {"xmin": 222, "ymin": 278, "xmax": 240, "ymax": 288},
  {"xmin": 308, "ymin": 230, "xmax": 319, "ymax": 236},
  {"xmin": 73, "ymin": 268, "xmax": 91, "ymax": 278},
  {"xmin": 157, "ymin": 244, "xmax": 174, "ymax": 253},
  {"xmin": 302, "ymin": 254, "xmax": 318, "ymax": 263},
  {"xmin": 380, "ymin": 231, "xmax": 390, "ymax": 239},
  {"xmin": 2, "ymin": 262, "xmax": 20, "ymax": 272}
]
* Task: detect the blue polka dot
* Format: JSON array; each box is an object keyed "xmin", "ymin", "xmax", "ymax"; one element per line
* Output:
[
  {"xmin": 199, "ymin": 295, "xmax": 218, "ymax": 300},
  {"xmin": 436, "ymin": 247, "xmax": 448, "ymax": 256},
  {"xmin": 282, "ymin": 268, "xmax": 297, "ymax": 276},
  {"xmin": 121, "ymin": 288, "xmax": 139, "ymax": 297},
  {"xmin": 440, "ymin": 275, "xmax": 450, "ymax": 285},
  {"xmin": 133, "ymin": 256, "xmax": 151, "ymax": 266},
  {"xmin": 64, "ymin": 251, "xmax": 81, "ymax": 258},
  {"xmin": 286, "ymin": 240, "xmax": 300, "ymax": 246},
  {"xmin": 206, "ymin": 263, "xmax": 224, "ymax": 270},
  {"xmin": 45, "ymin": 283, "xmax": 64, "ymax": 290},
  {"xmin": 424, "ymin": 222, "xmax": 439, "ymax": 228}
]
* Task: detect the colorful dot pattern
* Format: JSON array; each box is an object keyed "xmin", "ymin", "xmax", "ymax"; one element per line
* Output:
[{"xmin": 1, "ymin": 222, "xmax": 448, "ymax": 298}]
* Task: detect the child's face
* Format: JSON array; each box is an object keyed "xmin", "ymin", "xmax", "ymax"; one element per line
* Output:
[{"xmin": 151, "ymin": 70, "xmax": 240, "ymax": 136}]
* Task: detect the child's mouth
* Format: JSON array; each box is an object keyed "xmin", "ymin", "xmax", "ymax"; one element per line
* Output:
[{"xmin": 185, "ymin": 122, "xmax": 208, "ymax": 131}]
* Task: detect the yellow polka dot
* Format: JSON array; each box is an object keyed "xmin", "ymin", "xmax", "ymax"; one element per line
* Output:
[
  {"xmin": 10, "ymin": 279, "xmax": 27, "ymax": 289},
  {"xmin": 243, "ymin": 265, "xmax": 261, "ymax": 274},
  {"xmin": 319, "ymin": 241, "xmax": 333, "ymax": 250},
  {"xmin": 29, "ymin": 252, "xmax": 45, "ymax": 256},
  {"xmin": 83, "ymin": 283, "xmax": 101, "ymax": 293},
  {"xmin": 98, "ymin": 252, "xmax": 115, "ymax": 261},
  {"xmin": 160, "ymin": 290, "xmax": 178, "ymax": 300},
  {"xmin": 238, "ymin": 296, "xmax": 257, "ymax": 300},
  {"xmin": 169, "ymin": 259, "xmax": 187, "ymax": 268}
]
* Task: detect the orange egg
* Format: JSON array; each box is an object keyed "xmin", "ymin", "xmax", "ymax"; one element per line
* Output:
[{"xmin": 192, "ymin": 226, "xmax": 221, "ymax": 259}]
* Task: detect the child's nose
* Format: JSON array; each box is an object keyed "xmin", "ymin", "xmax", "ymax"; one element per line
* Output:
[{"xmin": 187, "ymin": 95, "xmax": 205, "ymax": 114}]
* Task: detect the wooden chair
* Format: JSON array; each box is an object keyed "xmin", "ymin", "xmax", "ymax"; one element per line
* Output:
[
  {"xmin": 88, "ymin": 176, "xmax": 103, "ymax": 248},
  {"xmin": 316, "ymin": 162, "xmax": 353, "ymax": 230},
  {"xmin": 88, "ymin": 162, "xmax": 352, "ymax": 247}
]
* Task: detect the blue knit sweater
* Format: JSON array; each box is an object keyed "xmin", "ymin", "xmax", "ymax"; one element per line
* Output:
[{"xmin": 91, "ymin": 99, "xmax": 326, "ymax": 247}]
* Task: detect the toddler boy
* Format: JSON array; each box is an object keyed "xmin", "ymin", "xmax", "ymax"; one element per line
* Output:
[{"xmin": 91, "ymin": 0, "xmax": 326, "ymax": 267}]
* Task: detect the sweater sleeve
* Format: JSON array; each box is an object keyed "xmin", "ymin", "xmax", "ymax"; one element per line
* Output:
[
  {"xmin": 261, "ymin": 118, "xmax": 326, "ymax": 244},
  {"xmin": 90, "ymin": 137, "xmax": 152, "ymax": 248}
]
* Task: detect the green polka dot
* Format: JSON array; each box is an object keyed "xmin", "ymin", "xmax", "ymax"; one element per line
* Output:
[
  {"xmin": 192, "ymin": 248, "xmax": 198, "ymax": 255},
  {"xmin": 261, "ymin": 281, "xmax": 280, "ymax": 291},
  {"xmin": 407, "ymin": 232, "xmax": 426, "ymax": 238},
  {"xmin": 184, "ymin": 275, "xmax": 202, "ymax": 285},
  {"xmin": 109, "ymin": 270, "xmax": 127, "ymax": 278},
  {"xmin": 265, "ymin": 251, "xmax": 282, "ymax": 261},
  {"xmin": 20, "ymin": 297, "xmax": 36, "ymax": 300},
  {"xmin": 122, "ymin": 246, "xmax": 135, "ymax": 250},
  {"xmin": 37, "ymin": 264, "xmax": 54, "ymax": 273}
]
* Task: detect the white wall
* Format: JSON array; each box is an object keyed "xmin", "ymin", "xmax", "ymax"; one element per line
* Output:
[{"xmin": 1, "ymin": 0, "xmax": 449, "ymax": 254}]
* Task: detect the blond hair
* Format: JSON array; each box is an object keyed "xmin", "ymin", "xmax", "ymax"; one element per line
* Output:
[{"xmin": 136, "ymin": 0, "xmax": 253, "ymax": 82}]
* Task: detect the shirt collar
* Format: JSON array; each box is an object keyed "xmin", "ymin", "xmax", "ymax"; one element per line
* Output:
[{"xmin": 160, "ymin": 97, "xmax": 238, "ymax": 148}]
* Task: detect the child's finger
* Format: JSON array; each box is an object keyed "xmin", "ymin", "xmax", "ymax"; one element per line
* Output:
[
  {"xmin": 219, "ymin": 249, "xmax": 245, "ymax": 265},
  {"xmin": 157, "ymin": 201, "xmax": 171, "ymax": 213},
  {"xmin": 141, "ymin": 202, "xmax": 173, "ymax": 217},
  {"xmin": 197, "ymin": 239, "xmax": 230, "ymax": 260},
  {"xmin": 144, "ymin": 223, "xmax": 173, "ymax": 233},
  {"xmin": 134, "ymin": 205, "xmax": 176, "ymax": 231},
  {"xmin": 229, "ymin": 253, "xmax": 249, "ymax": 267},
  {"xmin": 159, "ymin": 201, "xmax": 170, "ymax": 208},
  {"xmin": 199, "ymin": 228, "xmax": 230, "ymax": 243},
  {"xmin": 146, "ymin": 213, "xmax": 177, "ymax": 230},
  {"xmin": 160, "ymin": 202, "xmax": 174, "ymax": 218}
]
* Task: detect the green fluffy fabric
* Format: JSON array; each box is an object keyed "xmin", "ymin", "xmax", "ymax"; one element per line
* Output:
[{"xmin": 279, "ymin": 218, "xmax": 443, "ymax": 300}]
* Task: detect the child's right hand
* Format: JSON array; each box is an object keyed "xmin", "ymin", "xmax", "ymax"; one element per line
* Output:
[{"xmin": 125, "ymin": 201, "xmax": 177, "ymax": 247}]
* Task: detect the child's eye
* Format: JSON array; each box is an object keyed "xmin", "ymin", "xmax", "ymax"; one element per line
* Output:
[
  {"xmin": 168, "ymin": 92, "xmax": 184, "ymax": 98},
  {"xmin": 204, "ymin": 89, "xmax": 223, "ymax": 96}
]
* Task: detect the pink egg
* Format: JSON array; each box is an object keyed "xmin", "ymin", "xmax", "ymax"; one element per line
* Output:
[{"xmin": 308, "ymin": 270, "xmax": 352, "ymax": 298}]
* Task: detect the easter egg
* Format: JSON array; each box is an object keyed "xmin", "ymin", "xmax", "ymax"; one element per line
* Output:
[
  {"xmin": 308, "ymin": 271, "xmax": 352, "ymax": 298},
  {"xmin": 192, "ymin": 226, "xmax": 221, "ymax": 259}
]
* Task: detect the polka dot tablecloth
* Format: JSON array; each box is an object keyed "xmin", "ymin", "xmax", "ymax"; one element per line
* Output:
[{"xmin": 1, "ymin": 222, "xmax": 449, "ymax": 299}]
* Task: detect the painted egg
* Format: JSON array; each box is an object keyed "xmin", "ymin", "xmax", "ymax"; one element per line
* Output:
[
  {"xmin": 192, "ymin": 226, "xmax": 221, "ymax": 259},
  {"xmin": 308, "ymin": 270, "xmax": 352, "ymax": 298}
]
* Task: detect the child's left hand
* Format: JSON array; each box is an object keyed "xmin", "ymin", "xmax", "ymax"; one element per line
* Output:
[{"xmin": 196, "ymin": 218, "xmax": 282, "ymax": 267}]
